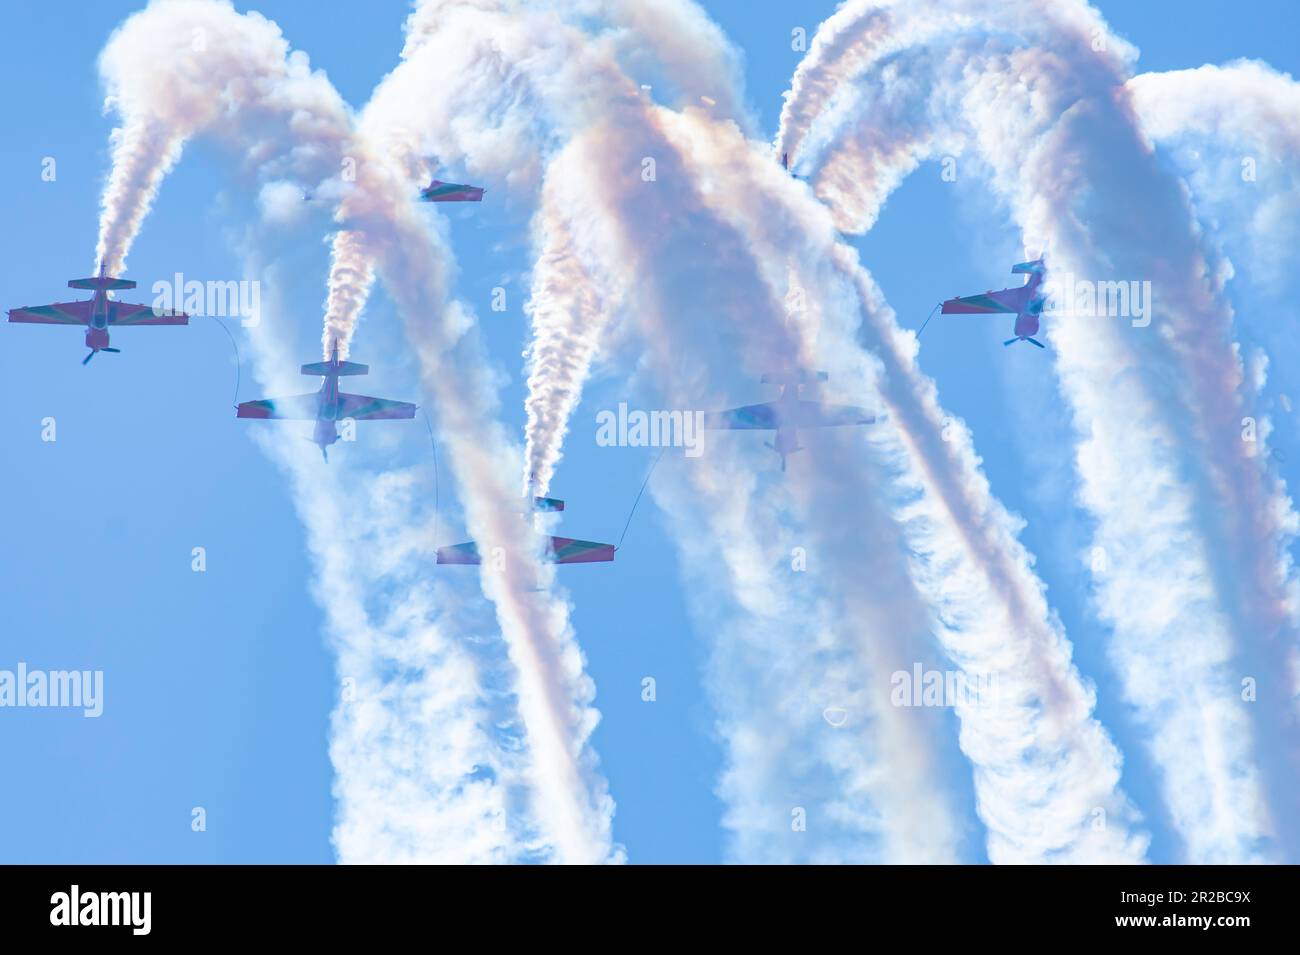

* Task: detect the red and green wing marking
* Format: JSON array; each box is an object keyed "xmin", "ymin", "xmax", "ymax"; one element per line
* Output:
[
  {"xmin": 8, "ymin": 301, "xmax": 93, "ymax": 325},
  {"xmin": 110, "ymin": 301, "xmax": 188, "ymax": 325},
  {"xmin": 336, "ymin": 393, "xmax": 417, "ymax": 421},
  {"xmin": 941, "ymin": 285, "xmax": 1030, "ymax": 314}
]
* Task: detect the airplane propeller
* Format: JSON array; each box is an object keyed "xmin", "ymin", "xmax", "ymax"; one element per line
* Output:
[
  {"xmin": 297, "ymin": 435, "xmax": 330, "ymax": 462},
  {"xmin": 82, "ymin": 347, "xmax": 122, "ymax": 365}
]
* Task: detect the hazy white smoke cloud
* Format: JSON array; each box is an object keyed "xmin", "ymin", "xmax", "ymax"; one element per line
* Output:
[{"xmin": 1128, "ymin": 62, "xmax": 1300, "ymax": 297}]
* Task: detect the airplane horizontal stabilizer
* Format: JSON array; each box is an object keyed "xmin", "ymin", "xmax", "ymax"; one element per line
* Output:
[
  {"xmin": 302, "ymin": 359, "xmax": 368, "ymax": 376},
  {"xmin": 1011, "ymin": 259, "xmax": 1045, "ymax": 274},
  {"xmin": 760, "ymin": 370, "xmax": 828, "ymax": 386},
  {"xmin": 69, "ymin": 276, "xmax": 136, "ymax": 291},
  {"xmin": 533, "ymin": 497, "xmax": 565, "ymax": 512}
]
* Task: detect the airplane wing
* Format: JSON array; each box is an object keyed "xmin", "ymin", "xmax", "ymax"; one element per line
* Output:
[
  {"xmin": 940, "ymin": 285, "xmax": 1030, "ymax": 314},
  {"xmin": 436, "ymin": 537, "xmax": 615, "ymax": 564},
  {"xmin": 436, "ymin": 541, "xmax": 481, "ymax": 564},
  {"xmin": 792, "ymin": 400, "xmax": 876, "ymax": 427},
  {"xmin": 237, "ymin": 393, "xmax": 321, "ymax": 419},
  {"xmin": 703, "ymin": 401, "xmax": 780, "ymax": 430},
  {"xmin": 421, "ymin": 180, "xmax": 485, "ymax": 202},
  {"xmin": 110, "ymin": 301, "xmax": 188, "ymax": 325},
  {"xmin": 7, "ymin": 301, "xmax": 92, "ymax": 325},
  {"xmin": 336, "ymin": 392, "xmax": 417, "ymax": 421},
  {"xmin": 549, "ymin": 537, "xmax": 616, "ymax": 563}
]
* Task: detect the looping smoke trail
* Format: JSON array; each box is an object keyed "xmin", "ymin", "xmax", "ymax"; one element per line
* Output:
[
  {"xmin": 95, "ymin": 0, "xmax": 522, "ymax": 862},
  {"xmin": 372, "ymin": 0, "xmax": 973, "ymax": 860},
  {"xmin": 326, "ymin": 2, "xmax": 627, "ymax": 862},
  {"xmin": 498, "ymin": 0, "xmax": 1149, "ymax": 861},
  {"xmin": 533, "ymin": 111, "xmax": 971, "ymax": 861},
  {"xmin": 782, "ymin": 0, "xmax": 1299, "ymax": 860},
  {"xmin": 653, "ymin": 105, "xmax": 1149, "ymax": 862},
  {"xmin": 776, "ymin": 0, "xmax": 900, "ymax": 166},
  {"xmin": 503, "ymin": 0, "xmax": 1148, "ymax": 862}
]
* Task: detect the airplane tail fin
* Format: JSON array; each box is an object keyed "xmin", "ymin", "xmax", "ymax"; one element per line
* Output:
[
  {"xmin": 302, "ymin": 359, "xmax": 368, "ymax": 377},
  {"xmin": 533, "ymin": 496, "xmax": 565, "ymax": 512},
  {"xmin": 69, "ymin": 276, "xmax": 136, "ymax": 291},
  {"xmin": 1011, "ymin": 258, "xmax": 1046, "ymax": 275}
]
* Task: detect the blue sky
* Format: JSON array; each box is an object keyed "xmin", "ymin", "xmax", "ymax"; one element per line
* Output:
[{"xmin": 0, "ymin": 0, "xmax": 1296, "ymax": 863}]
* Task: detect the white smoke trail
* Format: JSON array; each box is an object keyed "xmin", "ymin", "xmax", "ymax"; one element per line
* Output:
[
  {"xmin": 517, "ymin": 0, "xmax": 754, "ymax": 496},
  {"xmin": 373, "ymin": 0, "xmax": 978, "ymax": 860},
  {"xmin": 572, "ymin": 0, "xmax": 749, "ymax": 122},
  {"xmin": 1128, "ymin": 63, "xmax": 1300, "ymax": 300},
  {"xmin": 569, "ymin": 149, "xmax": 967, "ymax": 857},
  {"xmin": 521, "ymin": 149, "xmax": 619, "ymax": 496},
  {"xmin": 174, "ymin": 0, "xmax": 632, "ymax": 861},
  {"xmin": 519, "ymin": 0, "xmax": 1148, "ymax": 862},
  {"xmin": 321, "ymin": 230, "xmax": 375, "ymax": 360},
  {"xmin": 458, "ymin": 0, "xmax": 1148, "ymax": 861},
  {"xmin": 961, "ymin": 1, "xmax": 1297, "ymax": 862},
  {"xmin": 1125, "ymin": 61, "xmax": 1300, "ymax": 842},
  {"xmin": 776, "ymin": 0, "xmax": 901, "ymax": 167},
  {"xmin": 94, "ymin": 0, "xmax": 354, "ymax": 275},
  {"xmin": 96, "ymin": 0, "xmax": 531, "ymax": 863},
  {"xmin": 524, "ymin": 117, "xmax": 979, "ymax": 863},
  {"xmin": 324, "ymin": 3, "xmax": 624, "ymax": 863},
  {"xmin": 648, "ymin": 106, "xmax": 1149, "ymax": 863},
  {"xmin": 782, "ymin": 0, "xmax": 1298, "ymax": 859}
]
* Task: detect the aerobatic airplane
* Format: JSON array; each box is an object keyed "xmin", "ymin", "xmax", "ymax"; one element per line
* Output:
[
  {"xmin": 437, "ymin": 496, "xmax": 615, "ymax": 565},
  {"xmin": 940, "ymin": 258, "xmax": 1049, "ymax": 348},
  {"xmin": 236, "ymin": 341, "xmax": 416, "ymax": 461},
  {"xmin": 419, "ymin": 179, "xmax": 485, "ymax": 202},
  {"xmin": 8, "ymin": 268, "xmax": 188, "ymax": 364},
  {"xmin": 704, "ymin": 371, "xmax": 878, "ymax": 471}
]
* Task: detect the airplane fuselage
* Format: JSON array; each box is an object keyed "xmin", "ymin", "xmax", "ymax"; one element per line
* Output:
[
  {"xmin": 772, "ymin": 426, "xmax": 801, "ymax": 470},
  {"xmin": 769, "ymin": 388, "xmax": 805, "ymax": 470},
  {"xmin": 86, "ymin": 289, "xmax": 111, "ymax": 351},
  {"xmin": 1013, "ymin": 309, "xmax": 1041, "ymax": 339},
  {"xmin": 1011, "ymin": 272, "xmax": 1047, "ymax": 341},
  {"xmin": 313, "ymin": 371, "xmax": 342, "ymax": 452}
]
